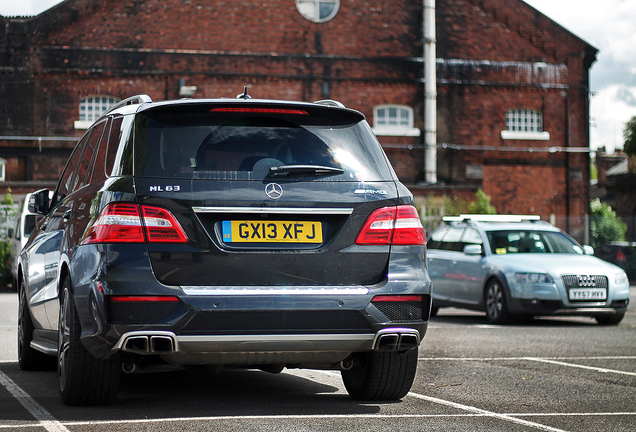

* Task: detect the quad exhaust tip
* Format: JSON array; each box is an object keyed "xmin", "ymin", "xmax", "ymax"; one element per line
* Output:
[
  {"xmin": 120, "ymin": 332, "xmax": 177, "ymax": 354},
  {"xmin": 373, "ymin": 328, "xmax": 420, "ymax": 352}
]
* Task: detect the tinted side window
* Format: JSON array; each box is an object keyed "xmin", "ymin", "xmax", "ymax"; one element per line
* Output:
[
  {"xmin": 56, "ymin": 136, "xmax": 88, "ymax": 203},
  {"xmin": 76, "ymin": 120, "xmax": 107, "ymax": 190},
  {"xmin": 89, "ymin": 118, "xmax": 114, "ymax": 184},
  {"xmin": 105, "ymin": 117, "xmax": 125, "ymax": 177}
]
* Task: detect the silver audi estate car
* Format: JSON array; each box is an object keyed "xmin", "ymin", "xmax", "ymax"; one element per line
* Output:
[{"xmin": 427, "ymin": 215, "xmax": 630, "ymax": 324}]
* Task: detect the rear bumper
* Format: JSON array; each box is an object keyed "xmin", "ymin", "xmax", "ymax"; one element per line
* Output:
[
  {"xmin": 73, "ymin": 243, "xmax": 432, "ymax": 363},
  {"xmin": 111, "ymin": 326, "xmax": 423, "ymax": 366}
]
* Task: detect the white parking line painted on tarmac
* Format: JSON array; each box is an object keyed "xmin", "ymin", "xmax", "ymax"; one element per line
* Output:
[
  {"xmin": 524, "ymin": 357, "xmax": 636, "ymax": 376},
  {"xmin": 304, "ymin": 369, "xmax": 568, "ymax": 432},
  {"xmin": 0, "ymin": 412, "xmax": 633, "ymax": 430},
  {"xmin": 407, "ymin": 391, "xmax": 569, "ymax": 432},
  {"xmin": 0, "ymin": 370, "xmax": 69, "ymax": 432},
  {"xmin": 418, "ymin": 355, "xmax": 636, "ymax": 376}
]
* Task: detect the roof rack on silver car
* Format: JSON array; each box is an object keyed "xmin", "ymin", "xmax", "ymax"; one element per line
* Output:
[
  {"xmin": 100, "ymin": 94, "xmax": 153, "ymax": 119},
  {"xmin": 442, "ymin": 214, "xmax": 541, "ymax": 223},
  {"xmin": 313, "ymin": 99, "xmax": 346, "ymax": 108}
]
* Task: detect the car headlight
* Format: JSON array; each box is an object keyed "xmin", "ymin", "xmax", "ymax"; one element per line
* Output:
[
  {"xmin": 614, "ymin": 271, "xmax": 628, "ymax": 285},
  {"xmin": 515, "ymin": 273, "xmax": 553, "ymax": 284}
]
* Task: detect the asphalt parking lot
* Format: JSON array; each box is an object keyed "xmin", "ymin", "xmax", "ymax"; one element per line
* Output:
[{"xmin": 1, "ymin": 285, "xmax": 634, "ymax": 431}]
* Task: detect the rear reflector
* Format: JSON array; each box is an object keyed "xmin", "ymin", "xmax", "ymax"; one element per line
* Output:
[
  {"xmin": 81, "ymin": 203, "xmax": 188, "ymax": 244},
  {"xmin": 355, "ymin": 205, "xmax": 426, "ymax": 246},
  {"xmin": 372, "ymin": 295, "xmax": 424, "ymax": 302},
  {"xmin": 109, "ymin": 296, "xmax": 181, "ymax": 303}
]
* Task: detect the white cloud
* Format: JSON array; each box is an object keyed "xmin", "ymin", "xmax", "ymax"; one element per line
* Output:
[
  {"xmin": 591, "ymin": 85, "xmax": 636, "ymax": 152},
  {"xmin": 0, "ymin": 0, "xmax": 61, "ymax": 16},
  {"xmin": 524, "ymin": 0, "xmax": 636, "ymax": 152}
]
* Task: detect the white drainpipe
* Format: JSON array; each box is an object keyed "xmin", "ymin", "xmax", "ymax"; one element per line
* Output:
[{"xmin": 424, "ymin": 0, "xmax": 437, "ymax": 184}]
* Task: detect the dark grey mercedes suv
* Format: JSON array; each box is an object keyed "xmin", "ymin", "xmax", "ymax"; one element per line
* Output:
[{"xmin": 17, "ymin": 92, "xmax": 432, "ymax": 405}]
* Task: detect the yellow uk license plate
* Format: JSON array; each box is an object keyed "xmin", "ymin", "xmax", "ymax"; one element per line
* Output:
[{"xmin": 222, "ymin": 220, "xmax": 323, "ymax": 243}]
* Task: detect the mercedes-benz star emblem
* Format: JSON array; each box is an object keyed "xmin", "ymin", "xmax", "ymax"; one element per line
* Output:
[{"xmin": 265, "ymin": 183, "xmax": 283, "ymax": 200}]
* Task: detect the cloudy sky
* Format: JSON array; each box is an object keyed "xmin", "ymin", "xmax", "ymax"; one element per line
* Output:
[{"xmin": 1, "ymin": 0, "xmax": 634, "ymax": 153}]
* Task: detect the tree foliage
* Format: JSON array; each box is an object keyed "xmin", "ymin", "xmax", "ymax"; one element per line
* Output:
[
  {"xmin": 467, "ymin": 188, "xmax": 497, "ymax": 215},
  {"xmin": 589, "ymin": 198, "xmax": 627, "ymax": 248},
  {"xmin": 624, "ymin": 115, "xmax": 636, "ymax": 156}
]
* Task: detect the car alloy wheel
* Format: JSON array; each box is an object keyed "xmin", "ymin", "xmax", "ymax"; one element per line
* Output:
[{"xmin": 485, "ymin": 279, "xmax": 511, "ymax": 324}]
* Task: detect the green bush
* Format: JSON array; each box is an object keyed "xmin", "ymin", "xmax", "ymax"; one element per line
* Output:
[
  {"xmin": 467, "ymin": 188, "xmax": 497, "ymax": 215},
  {"xmin": 589, "ymin": 198, "xmax": 627, "ymax": 248},
  {"xmin": 0, "ymin": 188, "xmax": 17, "ymax": 284}
]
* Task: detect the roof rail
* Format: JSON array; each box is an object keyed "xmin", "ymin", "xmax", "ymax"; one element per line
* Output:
[
  {"xmin": 443, "ymin": 214, "xmax": 541, "ymax": 223},
  {"xmin": 313, "ymin": 99, "xmax": 345, "ymax": 108},
  {"xmin": 101, "ymin": 94, "xmax": 153, "ymax": 119}
]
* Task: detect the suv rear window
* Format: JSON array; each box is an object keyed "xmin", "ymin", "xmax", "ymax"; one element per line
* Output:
[{"xmin": 132, "ymin": 103, "xmax": 394, "ymax": 181}]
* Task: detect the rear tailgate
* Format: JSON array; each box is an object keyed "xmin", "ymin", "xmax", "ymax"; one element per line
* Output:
[
  {"xmin": 131, "ymin": 99, "xmax": 400, "ymax": 289},
  {"xmin": 135, "ymin": 178, "xmax": 398, "ymax": 287}
]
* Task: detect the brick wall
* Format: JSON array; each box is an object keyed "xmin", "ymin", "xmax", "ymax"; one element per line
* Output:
[{"xmin": 0, "ymin": 0, "xmax": 596, "ymax": 240}]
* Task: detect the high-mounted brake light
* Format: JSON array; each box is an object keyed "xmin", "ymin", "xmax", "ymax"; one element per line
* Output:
[
  {"xmin": 209, "ymin": 108, "xmax": 309, "ymax": 115},
  {"xmin": 355, "ymin": 205, "xmax": 426, "ymax": 246},
  {"xmin": 81, "ymin": 203, "xmax": 188, "ymax": 245}
]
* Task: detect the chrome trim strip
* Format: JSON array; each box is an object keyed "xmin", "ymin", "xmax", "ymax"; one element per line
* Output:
[
  {"xmin": 113, "ymin": 331, "xmax": 376, "ymax": 354},
  {"xmin": 176, "ymin": 334, "xmax": 374, "ymax": 344},
  {"xmin": 192, "ymin": 206, "xmax": 354, "ymax": 215},
  {"xmin": 181, "ymin": 287, "xmax": 370, "ymax": 296}
]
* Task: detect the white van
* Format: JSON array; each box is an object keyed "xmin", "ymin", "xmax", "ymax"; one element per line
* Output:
[{"xmin": 7, "ymin": 192, "xmax": 50, "ymax": 283}]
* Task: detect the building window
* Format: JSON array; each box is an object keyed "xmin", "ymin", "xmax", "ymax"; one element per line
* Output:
[
  {"xmin": 0, "ymin": 158, "xmax": 5, "ymax": 182},
  {"xmin": 74, "ymin": 95, "xmax": 120, "ymax": 130},
  {"xmin": 296, "ymin": 0, "xmax": 339, "ymax": 23},
  {"xmin": 501, "ymin": 108, "xmax": 550, "ymax": 140},
  {"xmin": 372, "ymin": 105, "xmax": 421, "ymax": 137}
]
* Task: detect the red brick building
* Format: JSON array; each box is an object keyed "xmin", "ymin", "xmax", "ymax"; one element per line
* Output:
[{"xmin": 0, "ymin": 0, "xmax": 596, "ymax": 240}]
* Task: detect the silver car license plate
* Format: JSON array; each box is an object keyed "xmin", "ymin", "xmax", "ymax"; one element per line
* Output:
[{"xmin": 569, "ymin": 288, "xmax": 607, "ymax": 301}]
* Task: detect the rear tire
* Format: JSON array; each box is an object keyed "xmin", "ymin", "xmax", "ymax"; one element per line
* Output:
[
  {"xmin": 342, "ymin": 348, "xmax": 418, "ymax": 401},
  {"xmin": 58, "ymin": 278, "xmax": 121, "ymax": 406}
]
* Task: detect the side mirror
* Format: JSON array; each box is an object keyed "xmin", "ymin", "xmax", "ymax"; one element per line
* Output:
[
  {"xmin": 464, "ymin": 244, "xmax": 483, "ymax": 255},
  {"xmin": 7, "ymin": 228, "xmax": 14, "ymax": 238},
  {"xmin": 583, "ymin": 245, "xmax": 594, "ymax": 255},
  {"xmin": 28, "ymin": 189, "xmax": 50, "ymax": 215}
]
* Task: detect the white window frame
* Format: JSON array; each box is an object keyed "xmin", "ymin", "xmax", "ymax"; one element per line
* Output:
[
  {"xmin": 296, "ymin": 0, "xmax": 340, "ymax": 23},
  {"xmin": 372, "ymin": 105, "xmax": 421, "ymax": 137},
  {"xmin": 0, "ymin": 158, "xmax": 5, "ymax": 182},
  {"xmin": 74, "ymin": 95, "xmax": 120, "ymax": 130},
  {"xmin": 501, "ymin": 108, "xmax": 550, "ymax": 140}
]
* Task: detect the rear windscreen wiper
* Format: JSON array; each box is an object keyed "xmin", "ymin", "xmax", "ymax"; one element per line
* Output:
[{"xmin": 269, "ymin": 165, "xmax": 344, "ymax": 177}]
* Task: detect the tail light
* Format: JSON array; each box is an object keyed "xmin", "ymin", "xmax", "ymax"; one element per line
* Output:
[
  {"xmin": 355, "ymin": 205, "xmax": 426, "ymax": 246},
  {"xmin": 82, "ymin": 203, "xmax": 188, "ymax": 244}
]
